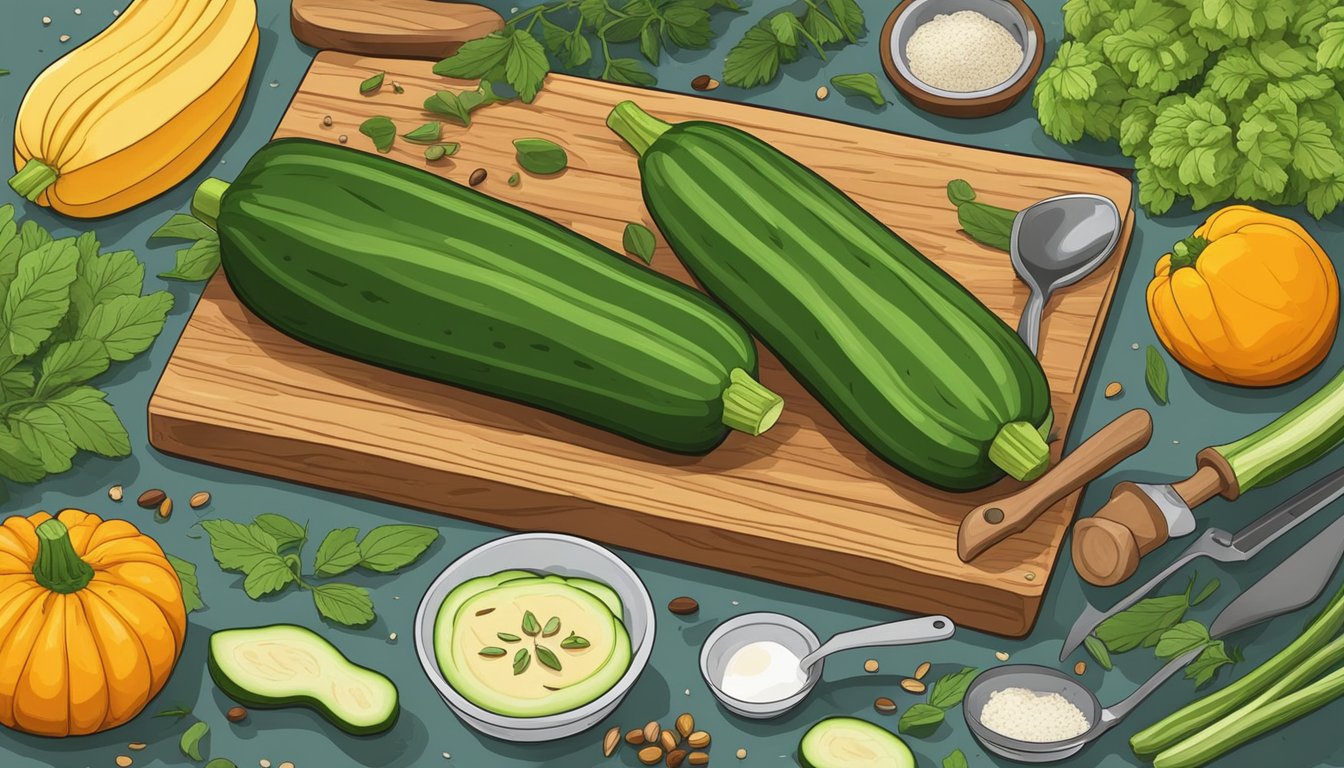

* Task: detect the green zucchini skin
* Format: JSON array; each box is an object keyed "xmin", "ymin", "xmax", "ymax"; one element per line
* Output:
[
  {"xmin": 210, "ymin": 138, "xmax": 775, "ymax": 454},
  {"xmin": 617, "ymin": 113, "xmax": 1052, "ymax": 489}
]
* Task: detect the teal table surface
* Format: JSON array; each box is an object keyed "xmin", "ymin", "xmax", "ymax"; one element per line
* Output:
[{"xmin": 2, "ymin": 1, "xmax": 1343, "ymax": 767}]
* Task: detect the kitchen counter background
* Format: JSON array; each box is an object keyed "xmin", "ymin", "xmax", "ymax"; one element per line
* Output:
[{"xmin": 1, "ymin": 1, "xmax": 1342, "ymax": 766}]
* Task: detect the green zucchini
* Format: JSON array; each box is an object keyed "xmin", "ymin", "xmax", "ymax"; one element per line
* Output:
[
  {"xmin": 607, "ymin": 102, "xmax": 1053, "ymax": 490},
  {"xmin": 191, "ymin": 138, "xmax": 782, "ymax": 454}
]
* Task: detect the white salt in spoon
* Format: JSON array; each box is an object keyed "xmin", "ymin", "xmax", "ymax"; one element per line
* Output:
[{"xmin": 699, "ymin": 613, "xmax": 955, "ymax": 719}]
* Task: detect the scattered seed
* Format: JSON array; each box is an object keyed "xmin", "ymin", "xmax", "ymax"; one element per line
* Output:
[
  {"xmin": 736, "ymin": 748, "xmax": 747, "ymax": 759},
  {"xmin": 874, "ymin": 696, "xmax": 897, "ymax": 714},
  {"xmin": 128, "ymin": 743, "xmax": 146, "ymax": 751},
  {"xmin": 667, "ymin": 749, "xmax": 687, "ymax": 768},
  {"xmin": 227, "ymin": 705, "xmax": 248, "ymax": 722},
  {"xmin": 668, "ymin": 597, "xmax": 699, "ymax": 615},
  {"xmin": 626, "ymin": 729, "xmax": 646, "ymax": 746},
  {"xmin": 863, "ymin": 659, "xmax": 879, "ymax": 673},
  {"xmin": 816, "ymin": 85, "xmax": 829, "ymax": 100},
  {"xmin": 684, "ymin": 689, "xmax": 691, "ymax": 696},
  {"xmin": 686, "ymin": 731, "xmax": 711, "ymax": 749},
  {"xmin": 279, "ymin": 763, "xmax": 295, "ymax": 768},
  {"xmin": 322, "ymin": 115, "xmax": 333, "ymax": 127},
  {"xmin": 190, "ymin": 491, "xmax": 211, "ymax": 509},
  {"xmin": 914, "ymin": 661, "xmax": 931, "ymax": 680},
  {"xmin": 442, "ymin": 754, "xmax": 451, "ymax": 760},
  {"xmin": 59, "ymin": 34, "xmax": 71, "ymax": 42},
  {"xmin": 137, "ymin": 489, "xmax": 166, "ymax": 508},
  {"xmin": 389, "ymin": 632, "xmax": 398, "ymax": 641},
  {"xmin": 157, "ymin": 498, "xmax": 173, "ymax": 520},
  {"xmin": 1075, "ymin": 661, "xmax": 1088, "ymax": 675},
  {"xmin": 269, "ymin": 81, "xmax": 279, "ymax": 88},
  {"xmin": 1104, "ymin": 381, "xmax": 1123, "ymax": 398},
  {"xmin": 603, "ymin": 726, "xmax": 621, "ymax": 757},
  {"xmin": 691, "ymin": 74, "xmax": 713, "ymax": 91},
  {"xmin": 260, "ymin": 762, "xmax": 272, "ymax": 768},
  {"xmin": 689, "ymin": 753, "xmax": 709, "ymax": 766},
  {"xmin": 675, "ymin": 713, "xmax": 694, "ymax": 739},
  {"xmin": 660, "ymin": 730, "xmax": 678, "ymax": 753},
  {"xmin": 995, "ymin": 651, "xmax": 1010, "ymax": 661},
  {"xmin": 116, "ymin": 757, "xmax": 132, "ymax": 768},
  {"xmin": 109, "ymin": 485, "xmax": 124, "ymax": 502},
  {"xmin": 338, "ymin": 135, "xmax": 348, "ymax": 144},
  {"xmin": 42, "ymin": 16, "xmax": 51, "ymax": 24},
  {"xmin": 74, "ymin": 8, "xmax": 82, "ymax": 14},
  {"xmin": 469, "ymin": 168, "xmax": 487, "ymax": 186},
  {"xmin": 642, "ymin": 721, "xmax": 661, "ymax": 744},
  {"xmin": 638, "ymin": 746, "xmax": 664, "ymax": 765},
  {"xmin": 1131, "ymin": 342, "xmax": 1140, "ymax": 350},
  {"xmin": 900, "ymin": 678, "xmax": 926, "ymax": 694}
]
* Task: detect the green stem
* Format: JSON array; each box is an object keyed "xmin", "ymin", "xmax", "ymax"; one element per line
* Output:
[
  {"xmin": 720, "ymin": 368, "xmax": 783, "ymax": 436},
  {"xmin": 191, "ymin": 178, "xmax": 230, "ymax": 230},
  {"xmin": 606, "ymin": 101, "xmax": 672, "ymax": 156},
  {"xmin": 1168, "ymin": 236, "xmax": 1209, "ymax": 270},
  {"xmin": 8, "ymin": 159, "xmax": 58, "ymax": 202},
  {"xmin": 988, "ymin": 420, "xmax": 1051, "ymax": 482},
  {"xmin": 32, "ymin": 519, "xmax": 94, "ymax": 594}
]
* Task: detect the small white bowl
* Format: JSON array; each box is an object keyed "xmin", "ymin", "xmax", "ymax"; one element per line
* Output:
[{"xmin": 414, "ymin": 533, "xmax": 655, "ymax": 742}]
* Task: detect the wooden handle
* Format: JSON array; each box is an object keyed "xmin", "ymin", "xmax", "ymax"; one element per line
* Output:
[
  {"xmin": 1073, "ymin": 459, "xmax": 1235, "ymax": 586},
  {"xmin": 291, "ymin": 0, "xmax": 504, "ymax": 59},
  {"xmin": 958, "ymin": 409, "xmax": 1153, "ymax": 562}
]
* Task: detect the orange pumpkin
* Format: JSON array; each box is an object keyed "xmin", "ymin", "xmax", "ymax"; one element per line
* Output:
[
  {"xmin": 0, "ymin": 509, "xmax": 186, "ymax": 736},
  {"xmin": 1146, "ymin": 205, "xmax": 1339, "ymax": 387}
]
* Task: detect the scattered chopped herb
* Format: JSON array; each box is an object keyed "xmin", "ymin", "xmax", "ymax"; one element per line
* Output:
[
  {"xmin": 424, "ymin": 81, "xmax": 506, "ymax": 126},
  {"xmin": 536, "ymin": 644, "xmax": 562, "ymax": 671},
  {"xmin": 180, "ymin": 721, "xmax": 209, "ymax": 761},
  {"xmin": 542, "ymin": 616, "xmax": 561, "ymax": 637},
  {"xmin": 359, "ymin": 116, "xmax": 397, "ymax": 154},
  {"xmin": 622, "ymin": 223, "xmax": 656, "ymax": 264},
  {"xmin": 1155, "ymin": 620, "xmax": 1212, "ymax": 660},
  {"xmin": 513, "ymin": 647, "xmax": 531, "ymax": 675},
  {"xmin": 425, "ymin": 143, "xmax": 460, "ymax": 161},
  {"xmin": 514, "ymin": 138, "xmax": 568, "ymax": 174},
  {"xmin": 359, "ymin": 72, "xmax": 385, "ymax": 94},
  {"xmin": 1084, "ymin": 634, "xmax": 1113, "ymax": 671},
  {"xmin": 508, "ymin": 172, "xmax": 521, "ymax": 186},
  {"xmin": 561, "ymin": 632, "xmax": 590, "ymax": 649},
  {"xmin": 1146, "ymin": 345, "xmax": 1170, "ymax": 405},
  {"xmin": 1192, "ymin": 578, "xmax": 1220, "ymax": 606},
  {"xmin": 1088, "ymin": 575, "xmax": 1231, "ymax": 686},
  {"xmin": 829, "ymin": 72, "xmax": 886, "ymax": 106},
  {"xmin": 402, "ymin": 122, "xmax": 443, "ymax": 143},
  {"xmin": 392, "ymin": 82, "xmax": 405, "ymax": 94},
  {"xmin": 498, "ymin": 632, "xmax": 522, "ymax": 643},
  {"xmin": 943, "ymin": 749, "xmax": 969, "ymax": 768},
  {"xmin": 523, "ymin": 610, "xmax": 542, "ymax": 636},
  {"xmin": 945, "ymin": 179, "xmax": 1017, "ymax": 251},
  {"xmin": 0, "ymin": 70, "xmax": 9, "ymax": 77},
  {"xmin": 480, "ymin": 646, "xmax": 508, "ymax": 657}
]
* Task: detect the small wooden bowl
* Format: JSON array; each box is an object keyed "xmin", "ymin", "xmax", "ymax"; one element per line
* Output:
[{"xmin": 880, "ymin": 0, "xmax": 1045, "ymax": 118}]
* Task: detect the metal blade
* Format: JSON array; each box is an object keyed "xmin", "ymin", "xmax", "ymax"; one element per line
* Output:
[
  {"xmin": 1212, "ymin": 512, "xmax": 1344, "ymax": 638},
  {"xmin": 1231, "ymin": 465, "xmax": 1344, "ymax": 557},
  {"xmin": 1140, "ymin": 482, "xmax": 1197, "ymax": 538}
]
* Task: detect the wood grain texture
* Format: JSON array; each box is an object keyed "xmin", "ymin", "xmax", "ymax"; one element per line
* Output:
[
  {"xmin": 147, "ymin": 52, "xmax": 1137, "ymax": 637},
  {"xmin": 291, "ymin": 0, "xmax": 502, "ymax": 59}
]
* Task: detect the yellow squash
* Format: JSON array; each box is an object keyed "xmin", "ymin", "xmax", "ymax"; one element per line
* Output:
[
  {"xmin": 1147, "ymin": 205, "xmax": 1339, "ymax": 387},
  {"xmin": 0, "ymin": 510, "xmax": 186, "ymax": 737},
  {"xmin": 9, "ymin": 0, "xmax": 258, "ymax": 219}
]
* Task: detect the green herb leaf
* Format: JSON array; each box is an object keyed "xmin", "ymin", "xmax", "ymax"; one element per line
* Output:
[
  {"xmin": 1145, "ymin": 345, "xmax": 1169, "ymax": 405},
  {"xmin": 898, "ymin": 702, "xmax": 945, "ymax": 734},
  {"xmin": 424, "ymin": 82, "xmax": 506, "ymax": 126},
  {"xmin": 252, "ymin": 513, "xmax": 307, "ymax": 551},
  {"xmin": 9, "ymin": 405, "xmax": 75, "ymax": 473},
  {"xmin": 155, "ymin": 705, "xmax": 192, "ymax": 719},
  {"xmin": 200, "ymin": 520, "xmax": 282, "ymax": 573},
  {"xmin": 822, "ymin": 0, "xmax": 865, "ymax": 41},
  {"xmin": 1095, "ymin": 593, "xmax": 1189, "ymax": 653},
  {"xmin": 942, "ymin": 749, "xmax": 969, "ymax": 768},
  {"xmin": 2, "ymin": 239, "xmax": 80, "ymax": 358},
  {"xmin": 536, "ymin": 644, "xmax": 562, "ymax": 671},
  {"xmin": 312, "ymin": 582, "xmax": 376, "ymax": 626},
  {"xmin": 357, "ymin": 524, "xmax": 439, "ymax": 572},
  {"xmin": 929, "ymin": 667, "xmax": 977, "ymax": 709},
  {"xmin": 242, "ymin": 554, "xmax": 297, "ymax": 599},
  {"xmin": 640, "ymin": 23, "xmax": 662, "ymax": 66},
  {"xmin": 561, "ymin": 633, "xmax": 590, "ymax": 649},
  {"xmin": 508, "ymin": 172, "xmax": 520, "ymax": 186},
  {"xmin": 359, "ymin": 72, "xmax": 385, "ymax": 94},
  {"xmin": 1084, "ymin": 634, "xmax": 1113, "ymax": 671},
  {"xmin": 393, "ymin": 83, "xmax": 405, "ymax": 95},
  {"xmin": 205, "ymin": 759, "xmax": 238, "ymax": 768},
  {"xmin": 69, "ymin": 240, "xmax": 144, "ymax": 329},
  {"xmin": 1155, "ymin": 620, "xmax": 1212, "ymax": 660},
  {"xmin": 167, "ymin": 554, "xmax": 204, "ymax": 613},
  {"xmin": 0, "ymin": 71, "xmax": 8, "ymax": 77},
  {"xmin": 513, "ymin": 138, "xmax": 568, "ymax": 175},
  {"xmin": 78, "ymin": 291, "xmax": 173, "ymax": 361},
  {"xmin": 523, "ymin": 610, "xmax": 541, "ymax": 636},
  {"xmin": 314, "ymin": 527, "xmax": 362, "ymax": 577},
  {"xmin": 402, "ymin": 122, "xmax": 443, "ymax": 143},
  {"xmin": 830, "ymin": 72, "xmax": 886, "ymax": 106},
  {"xmin": 36, "ymin": 339, "xmax": 109, "ymax": 397},
  {"xmin": 955, "ymin": 199, "xmax": 1017, "ymax": 251},
  {"xmin": 542, "ymin": 616, "xmax": 561, "ymax": 637},
  {"xmin": 498, "ymin": 632, "xmax": 522, "ymax": 643},
  {"xmin": 44, "ymin": 386, "xmax": 129, "ymax": 457},
  {"xmin": 180, "ymin": 721, "xmax": 209, "ymax": 761},
  {"xmin": 802, "ymin": 8, "xmax": 845, "ymax": 46},
  {"xmin": 604, "ymin": 57, "xmax": 657, "ymax": 86},
  {"xmin": 359, "ymin": 116, "xmax": 397, "ymax": 154},
  {"xmin": 151, "ymin": 213, "xmax": 217, "ymax": 243},
  {"xmin": 513, "ymin": 647, "xmax": 531, "ymax": 675},
  {"xmin": 425, "ymin": 143, "xmax": 460, "ymax": 161},
  {"xmin": 1191, "ymin": 578, "xmax": 1220, "ymax": 606},
  {"xmin": 946, "ymin": 179, "xmax": 976, "ymax": 206},
  {"xmin": 480, "ymin": 646, "xmax": 508, "ymax": 657},
  {"xmin": 622, "ymin": 223, "xmax": 656, "ymax": 263},
  {"xmin": 0, "ymin": 427, "xmax": 44, "ymax": 483},
  {"xmin": 1185, "ymin": 640, "xmax": 1236, "ymax": 686},
  {"xmin": 159, "ymin": 237, "xmax": 220, "ymax": 282}
]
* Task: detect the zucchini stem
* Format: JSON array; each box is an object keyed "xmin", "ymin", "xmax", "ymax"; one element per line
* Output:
[
  {"xmin": 606, "ymin": 101, "xmax": 672, "ymax": 156},
  {"xmin": 192, "ymin": 178, "xmax": 231, "ymax": 230},
  {"xmin": 721, "ymin": 368, "xmax": 783, "ymax": 437},
  {"xmin": 8, "ymin": 159, "xmax": 58, "ymax": 201},
  {"xmin": 989, "ymin": 420, "xmax": 1051, "ymax": 481}
]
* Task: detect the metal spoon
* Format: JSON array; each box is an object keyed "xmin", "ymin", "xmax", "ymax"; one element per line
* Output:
[
  {"xmin": 963, "ymin": 509, "xmax": 1344, "ymax": 762},
  {"xmin": 699, "ymin": 613, "xmax": 955, "ymax": 719},
  {"xmin": 1011, "ymin": 194, "xmax": 1122, "ymax": 355}
]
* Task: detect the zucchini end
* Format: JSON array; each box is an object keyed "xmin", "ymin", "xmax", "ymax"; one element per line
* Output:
[
  {"xmin": 606, "ymin": 101, "xmax": 671, "ymax": 157},
  {"xmin": 191, "ymin": 178, "xmax": 231, "ymax": 230},
  {"xmin": 990, "ymin": 421, "xmax": 1051, "ymax": 482},
  {"xmin": 721, "ymin": 368, "xmax": 784, "ymax": 437},
  {"xmin": 8, "ymin": 159, "xmax": 58, "ymax": 202}
]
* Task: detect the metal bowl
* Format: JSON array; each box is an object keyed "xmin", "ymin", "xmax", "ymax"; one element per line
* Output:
[
  {"xmin": 699, "ymin": 613, "xmax": 823, "ymax": 719},
  {"xmin": 963, "ymin": 665, "xmax": 1102, "ymax": 762},
  {"xmin": 880, "ymin": 0, "xmax": 1045, "ymax": 117},
  {"xmin": 414, "ymin": 533, "xmax": 655, "ymax": 742}
]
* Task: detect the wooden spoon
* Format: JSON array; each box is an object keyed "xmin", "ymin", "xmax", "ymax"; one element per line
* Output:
[{"xmin": 291, "ymin": 0, "xmax": 504, "ymax": 59}]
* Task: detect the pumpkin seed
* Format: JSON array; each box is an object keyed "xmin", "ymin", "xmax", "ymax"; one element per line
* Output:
[
  {"xmin": 914, "ymin": 661, "xmax": 931, "ymax": 680},
  {"xmin": 116, "ymin": 757, "xmax": 133, "ymax": 768},
  {"xmin": 638, "ymin": 746, "xmax": 663, "ymax": 765},
  {"xmin": 900, "ymin": 678, "xmax": 926, "ymax": 694},
  {"xmin": 189, "ymin": 491, "xmax": 211, "ymax": 509},
  {"xmin": 643, "ymin": 721, "xmax": 661, "ymax": 744},
  {"xmin": 109, "ymin": 484, "xmax": 123, "ymax": 501},
  {"xmin": 603, "ymin": 726, "xmax": 621, "ymax": 757},
  {"xmin": 626, "ymin": 728, "xmax": 646, "ymax": 745},
  {"xmin": 226, "ymin": 706, "xmax": 247, "ymax": 722},
  {"xmin": 1104, "ymin": 381, "xmax": 1123, "ymax": 398}
]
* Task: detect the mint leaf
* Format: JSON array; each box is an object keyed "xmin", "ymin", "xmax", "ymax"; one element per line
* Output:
[
  {"xmin": 663, "ymin": 3, "xmax": 714, "ymax": 49},
  {"xmin": 167, "ymin": 554, "xmax": 205, "ymax": 613},
  {"xmin": 401, "ymin": 122, "xmax": 443, "ymax": 144},
  {"xmin": 1185, "ymin": 640, "xmax": 1235, "ymax": 686},
  {"xmin": 1320, "ymin": 14, "xmax": 1344, "ymax": 70},
  {"xmin": 801, "ymin": 7, "xmax": 844, "ymax": 46},
  {"xmin": 604, "ymin": 58, "xmax": 656, "ymax": 86},
  {"xmin": 424, "ymin": 82, "xmax": 506, "ymax": 126},
  {"xmin": 357, "ymin": 525, "xmax": 439, "ymax": 572},
  {"xmin": 1293, "ymin": 118, "xmax": 1344, "ymax": 181},
  {"xmin": 2, "ymin": 239, "xmax": 79, "ymax": 358},
  {"xmin": 0, "ymin": 366, "xmax": 34, "ymax": 400},
  {"xmin": 435, "ymin": 31, "xmax": 515, "ymax": 82},
  {"xmin": 200, "ymin": 520, "xmax": 282, "ymax": 573},
  {"xmin": 504, "ymin": 30, "xmax": 549, "ymax": 103},
  {"xmin": 151, "ymin": 214, "xmax": 216, "ymax": 243},
  {"xmin": 1096, "ymin": 593, "xmax": 1188, "ymax": 652},
  {"xmin": 822, "ymin": 0, "xmax": 864, "ymax": 42},
  {"xmin": 640, "ymin": 23, "xmax": 661, "ymax": 66},
  {"xmin": 314, "ymin": 527, "xmax": 362, "ymax": 577},
  {"xmin": 44, "ymin": 386, "xmax": 130, "ymax": 457},
  {"xmin": 622, "ymin": 223, "xmax": 656, "ymax": 264},
  {"xmin": 9, "ymin": 405, "xmax": 75, "ymax": 474},
  {"xmin": 159, "ymin": 237, "xmax": 219, "ymax": 282},
  {"xmin": 359, "ymin": 71, "xmax": 385, "ymax": 95},
  {"xmin": 79, "ymin": 291, "xmax": 172, "ymax": 361},
  {"xmin": 0, "ymin": 425, "xmax": 45, "ymax": 483},
  {"xmin": 1191, "ymin": 577, "xmax": 1220, "ymax": 606},
  {"xmin": 1084, "ymin": 634, "xmax": 1113, "ymax": 670},
  {"xmin": 514, "ymin": 138, "xmax": 568, "ymax": 174},
  {"xmin": 242, "ymin": 555, "xmax": 296, "ymax": 598},
  {"xmin": 1145, "ymin": 345, "xmax": 1169, "ymax": 405},
  {"xmin": 18, "ymin": 221, "xmax": 51, "ymax": 253},
  {"xmin": 943, "ymin": 749, "xmax": 969, "ymax": 768},
  {"xmin": 928, "ymin": 667, "xmax": 977, "ymax": 709},
  {"xmin": 69, "ymin": 245, "xmax": 144, "ymax": 330},
  {"xmin": 723, "ymin": 19, "xmax": 793, "ymax": 88},
  {"xmin": 898, "ymin": 703, "xmax": 945, "ymax": 734},
  {"xmin": 253, "ymin": 514, "xmax": 307, "ymax": 551},
  {"xmin": 312, "ymin": 582, "xmax": 375, "ymax": 626},
  {"xmin": 830, "ymin": 72, "xmax": 885, "ymax": 107},
  {"xmin": 359, "ymin": 116, "xmax": 397, "ymax": 154},
  {"xmin": 1154, "ymin": 620, "xmax": 1211, "ymax": 659},
  {"xmin": 36, "ymin": 339, "xmax": 109, "ymax": 396}
]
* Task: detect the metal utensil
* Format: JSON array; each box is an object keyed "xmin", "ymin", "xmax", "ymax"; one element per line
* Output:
[
  {"xmin": 1062, "ymin": 464, "xmax": 1344, "ymax": 660},
  {"xmin": 699, "ymin": 613, "xmax": 954, "ymax": 719},
  {"xmin": 1011, "ymin": 193, "xmax": 1122, "ymax": 355},
  {"xmin": 966, "ymin": 509, "xmax": 1344, "ymax": 763}
]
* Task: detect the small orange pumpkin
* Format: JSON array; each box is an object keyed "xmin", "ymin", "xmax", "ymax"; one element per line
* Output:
[{"xmin": 0, "ymin": 509, "xmax": 186, "ymax": 736}]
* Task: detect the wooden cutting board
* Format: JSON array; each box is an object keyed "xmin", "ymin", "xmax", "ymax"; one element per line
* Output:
[{"xmin": 148, "ymin": 51, "xmax": 1136, "ymax": 637}]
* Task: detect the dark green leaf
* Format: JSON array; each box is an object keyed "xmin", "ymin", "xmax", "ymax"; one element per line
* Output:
[
  {"xmin": 1191, "ymin": 578, "xmax": 1220, "ymax": 606},
  {"xmin": 480, "ymin": 646, "xmax": 508, "ymax": 657},
  {"xmin": 1146, "ymin": 345, "xmax": 1169, "ymax": 405},
  {"xmin": 154, "ymin": 705, "xmax": 192, "ymax": 719},
  {"xmin": 622, "ymin": 223, "xmax": 656, "ymax": 263},
  {"xmin": 946, "ymin": 179, "xmax": 977, "ymax": 206},
  {"xmin": 314, "ymin": 527, "xmax": 362, "ymax": 577},
  {"xmin": 542, "ymin": 616, "xmax": 561, "ymax": 637},
  {"xmin": 424, "ymin": 82, "xmax": 506, "ymax": 126},
  {"xmin": 69, "ymin": 244, "xmax": 144, "ymax": 329},
  {"xmin": 1096, "ymin": 593, "xmax": 1189, "ymax": 652},
  {"xmin": 45, "ymin": 387, "xmax": 129, "ymax": 457},
  {"xmin": 1084, "ymin": 634, "xmax": 1113, "ymax": 670},
  {"xmin": 402, "ymin": 122, "xmax": 443, "ymax": 143},
  {"xmin": 150, "ymin": 213, "xmax": 216, "ymax": 243},
  {"xmin": 498, "ymin": 632, "xmax": 522, "ymax": 643},
  {"xmin": 523, "ymin": 610, "xmax": 541, "ymax": 636},
  {"xmin": 357, "ymin": 524, "xmax": 439, "ymax": 572},
  {"xmin": 359, "ymin": 72, "xmax": 385, "ymax": 94},
  {"xmin": 78, "ymin": 291, "xmax": 173, "ymax": 361},
  {"xmin": 514, "ymin": 138, "xmax": 569, "ymax": 174},
  {"xmin": 801, "ymin": 7, "xmax": 844, "ymax": 46},
  {"xmin": 540, "ymin": 16, "xmax": 570, "ymax": 52},
  {"xmin": 822, "ymin": 0, "xmax": 864, "ymax": 42},
  {"xmin": 663, "ymin": 3, "xmax": 714, "ymax": 48},
  {"xmin": 425, "ymin": 143, "xmax": 460, "ymax": 161},
  {"xmin": 566, "ymin": 33, "xmax": 593, "ymax": 66},
  {"xmin": 36, "ymin": 338, "xmax": 108, "ymax": 396},
  {"xmin": 943, "ymin": 749, "xmax": 969, "ymax": 768},
  {"xmin": 2, "ymin": 239, "xmax": 80, "ymax": 358},
  {"xmin": 159, "ymin": 237, "xmax": 220, "ymax": 282},
  {"xmin": 167, "ymin": 554, "xmax": 204, "ymax": 613},
  {"xmin": 603, "ymin": 57, "xmax": 657, "ymax": 86},
  {"xmin": 898, "ymin": 702, "xmax": 945, "ymax": 734},
  {"xmin": 830, "ymin": 72, "xmax": 886, "ymax": 106},
  {"xmin": 513, "ymin": 647, "xmax": 531, "ymax": 674},
  {"xmin": 180, "ymin": 721, "xmax": 209, "ymax": 761},
  {"xmin": 929, "ymin": 667, "xmax": 977, "ymax": 709},
  {"xmin": 312, "ymin": 582, "xmax": 376, "ymax": 626},
  {"xmin": 603, "ymin": 16, "xmax": 649, "ymax": 43},
  {"xmin": 0, "ymin": 426, "xmax": 45, "ymax": 483},
  {"xmin": 536, "ymin": 644, "xmax": 562, "ymax": 670},
  {"xmin": 252, "ymin": 513, "xmax": 307, "ymax": 551},
  {"xmin": 640, "ymin": 23, "xmax": 661, "ymax": 65},
  {"xmin": 0, "ymin": 365, "xmax": 33, "ymax": 401},
  {"xmin": 359, "ymin": 116, "xmax": 397, "ymax": 153}
]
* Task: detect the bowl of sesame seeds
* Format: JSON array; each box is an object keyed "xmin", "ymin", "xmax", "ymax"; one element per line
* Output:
[{"xmin": 880, "ymin": 0, "xmax": 1044, "ymax": 118}]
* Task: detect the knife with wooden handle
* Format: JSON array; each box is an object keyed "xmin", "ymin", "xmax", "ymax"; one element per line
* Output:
[
  {"xmin": 291, "ymin": 0, "xmax": 504, "ymax": 59},
  {"xmin": 958, "ymin": 409, "xmax": 1153, "ymax": 562}
]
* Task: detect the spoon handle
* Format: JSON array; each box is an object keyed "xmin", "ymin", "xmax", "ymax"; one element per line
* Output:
[
  {"xmin": 799, "ymin": 616, "xmax": 955, "ymax": 670},
  {"xmin": 1096, "ymin": 648, "xmax": 1200, "ymax": 736},
  {"xmin": 1017, "ymin": 290, "xmax": 1046, "ymax": 355}
]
